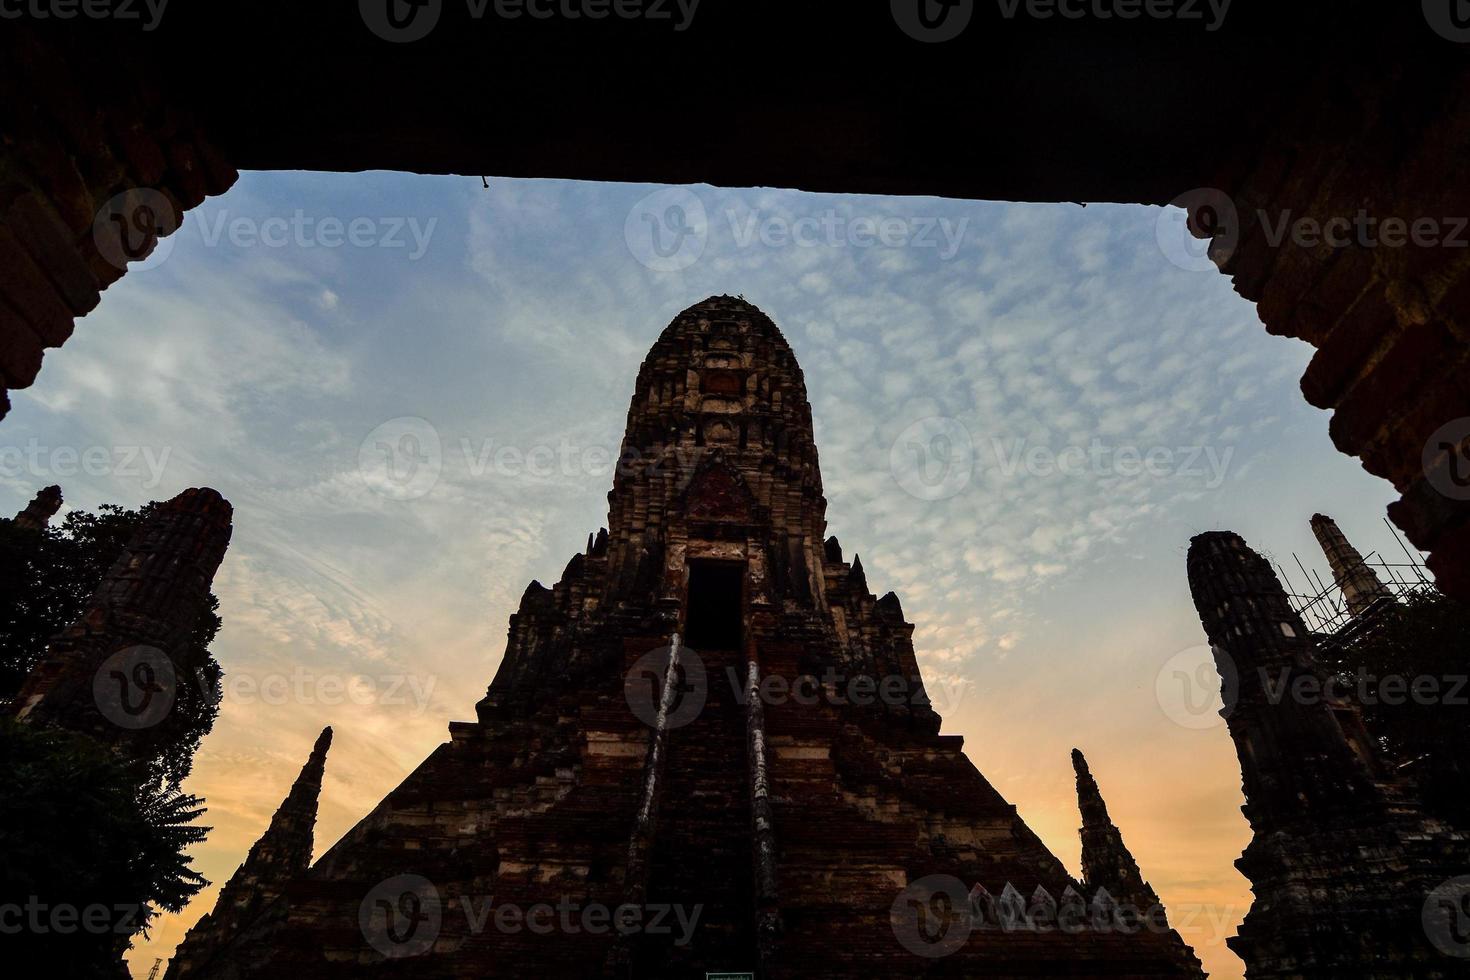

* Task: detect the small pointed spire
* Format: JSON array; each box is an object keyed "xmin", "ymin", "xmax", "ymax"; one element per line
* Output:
[
  {"xmin": 1310, "ymin": 514, "xmax": 1392, "ymax": 616},
  {"xmin": 1072, "ymin": 749, "xmax": 1163, "ymax": 916},
  {"xmin": 249, "ymin": 725, "xmax": 332, "ymax": 871},
  {"xmin": 12, "ymin": 485, "xmax": 62, "ymax": 530},
  {"xmin": 850, "ymin": 554, "xmax": 867, "ymax": 592},
  {"xmin": 166, "ymin": 727, "xmax": 333, "ymax": 979}
]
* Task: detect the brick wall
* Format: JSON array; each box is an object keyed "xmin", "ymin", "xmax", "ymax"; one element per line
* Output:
[
  {"xmin": 1190, "ymin": 55, "xmax": 1470, "ymax": 599},
  {"xmin": 0, "ymin": 27, "xmax": 237, "ymax": 419}
]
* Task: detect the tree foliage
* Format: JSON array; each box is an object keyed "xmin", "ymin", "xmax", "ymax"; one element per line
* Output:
[
  {"xmin": 1317, "ymin": 588, "xmax": 1470, "ymax": 821},
  {"xmin": 0, "ymin": 720, "xmax": 210, "ymax": 977},
  {"xmin": 0, "ymin": 502, "xmax": 223, "ymax": 786}
]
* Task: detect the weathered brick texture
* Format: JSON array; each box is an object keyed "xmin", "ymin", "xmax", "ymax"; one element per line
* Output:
[
  {"xmin": 0, "ymin": 27, "xmax": 237, "ymax": 417},
  {"xmin": 1190, "ymin": 57, "xmax": 1470, "ymax": 600},
  {"xmin": 162, "ymin": 299, "xmax": 1205, "ymax": 979}
]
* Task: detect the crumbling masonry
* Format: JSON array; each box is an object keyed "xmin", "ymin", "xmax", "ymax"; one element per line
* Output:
[
  {"xmin": 1187, "ymin": 528, "xmax": 1470, "ymax": 979},
  {"xmin": 163, "ymin": 297, "xmax": 1205, "ymax": 978}
]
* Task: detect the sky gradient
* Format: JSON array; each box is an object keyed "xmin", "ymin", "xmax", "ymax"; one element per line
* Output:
[{"xmin": 0, "ymin": 172, "xmax": 1412, "ymax": 979}]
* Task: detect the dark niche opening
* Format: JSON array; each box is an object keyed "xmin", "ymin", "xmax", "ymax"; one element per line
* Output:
[{"xmin": 685, "ymin": 560, "xmax": 744, "ymax": 651}]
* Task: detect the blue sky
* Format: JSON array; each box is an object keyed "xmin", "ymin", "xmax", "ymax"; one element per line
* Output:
[{"xmin": 0, "ymin": 172, "xmax": 1408, "ymax": 977}]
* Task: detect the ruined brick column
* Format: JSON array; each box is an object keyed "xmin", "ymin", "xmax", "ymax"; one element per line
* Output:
[
  {"xmin": 166, "ymin": 727, "xmax": 334, "ymax": 980},
  {"xmin": 1187, "ymin": 530, "xmax": 1470, "ymax": 979},
  {"xmin": 9, "ymin": 487, "xmax": 233, "ymax": 760},
  {"xmin": 11, "ymin": 484, "xmax": 62, "ymax": 530},
  {"xmin": 1309, "ymin": 513, "xmax": 1392, "ymax": 617}
]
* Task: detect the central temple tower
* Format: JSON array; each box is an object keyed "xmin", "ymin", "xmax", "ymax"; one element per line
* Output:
[
  {"xmin": 166, "ymin": 297, "xmax": 1203, "ymax": 979},
  {"xmin": 482, "ymin": 295, "xmax": 933, "ymax": 725}
]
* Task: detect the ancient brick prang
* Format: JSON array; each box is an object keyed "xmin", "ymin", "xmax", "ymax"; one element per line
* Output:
[
  {"xmin": 482, "ymin": 296, "xmax": 937, "ymax": 737},
  {"xmin": 168, "ymin": 300, "xmax": 1204, "ymax": 979},
  {"xmin": 11, "ymin": 484, "xmax": 62, "ymax": 530},
  {"xmin": 165, "ymin": 727, "xmax": 333, "ymax": 980},
  {"xmin": 9, "ymin": 487, "xmax": 233, "ymax": 762},
  {"xmin": 1072, "ymin": 748, "xmax": 1162, "ymax": 914},
  {"xmin": 1187, "ymin": 530, "xmax": 1470, "ymax": 979},
  {"xmin": 1073, "ymin": 749, "xmax": 1203, "ymax": 977},
  {"xmin": 1309, "ymin": 513, "xmax": 1392, "ymax": 617}
]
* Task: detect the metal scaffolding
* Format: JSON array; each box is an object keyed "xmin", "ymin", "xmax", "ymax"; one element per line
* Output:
[{"xmin": 1273, "ymin": 518, "xmax": 1436, "ymax": 645}]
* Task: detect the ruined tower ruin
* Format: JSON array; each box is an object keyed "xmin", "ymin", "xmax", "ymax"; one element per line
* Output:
[
  {"xmin": 166, "ymin": 727, "xmax": 333, "ymax": 980},
  {"xmin": 1309, "ymin": 514, "xmax": 1392, "ymax": 617},
  {"xmin": 11, "ymin": 483, "xmax": 62, "ymax": 530},
  {"xmin": 164, "ymin": 297, "xmax": 1202, "ymax": 978},
  {"xmin": 8, "ymin": 486, "xmax": 232, "ymax": 763},
  {"xmin": 1186, "ymin": 530, "xmax": 1470, "ymax": 979}
]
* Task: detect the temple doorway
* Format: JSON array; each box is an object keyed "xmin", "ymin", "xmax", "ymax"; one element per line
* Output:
[{"xmin": 684, "ymin": 560, "xmax": 744, "ymax": 651}]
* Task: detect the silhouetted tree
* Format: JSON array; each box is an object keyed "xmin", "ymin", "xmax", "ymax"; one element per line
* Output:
[
  {"xmin": 0, "ymin": 501, "xmax": 223, "ymax": 786},
  {"xmin": 0, "ymin": 719, "xmax": 210, "ymax": 978},
  {"xmin": 1317, "ymin": 589, "xmax": 1470, "ymax": 823}
]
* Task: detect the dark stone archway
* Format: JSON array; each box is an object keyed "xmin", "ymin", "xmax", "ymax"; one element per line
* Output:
[{"xmin": 3, "ymin": 1, "xmax": 1469, "ymax": 593}]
